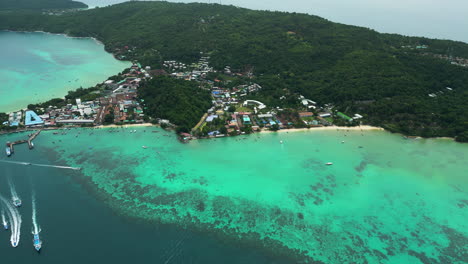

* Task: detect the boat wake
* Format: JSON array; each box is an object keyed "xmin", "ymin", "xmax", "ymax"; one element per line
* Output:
[
  {"xmin": 8, "ymin": 176, "xmax": 21, "ymax": 207},
  {"xmin": 0, "ymin": 194, "xmax": 22, "ymax": 247},
  {"xmin": 1, "ymin": 210, "xmax": 8, "ymax": 230},
  {"xmin": 0, "ymin": 160, "xmax": 81, "ymax": 171},
  {"xmin": 32, "ymin": 192, "xmax": 42, "ymax": 252},
  {"xmin": 32, "ymin": 193, "xmax": 40, "ymax": 234}
]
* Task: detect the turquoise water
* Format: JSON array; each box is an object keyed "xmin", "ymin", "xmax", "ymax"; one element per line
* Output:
[
  {"xmin": 0, "ymin": 31, "xmax": 130, "ymax": 112},
  {"xmin": 2, "ymin": 127, "xmax": 465, "ymax": 263}
]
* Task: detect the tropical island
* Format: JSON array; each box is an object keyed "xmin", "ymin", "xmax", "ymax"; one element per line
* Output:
[
  {"xmin": 0, "ymin": 2, "xmax": 467, "ymax": 264},
  {"xmin": 0, "ymin": 1, "xmax": 467, "ymax": 142}
]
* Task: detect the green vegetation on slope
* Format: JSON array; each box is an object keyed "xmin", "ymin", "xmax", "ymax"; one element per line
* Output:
[
  {"xmin": 138, "ymin": 76, "xmax": 211, "ymax": 133},
  {"xmin": 0, "ymin": 1, "xmax": 466, "ymax": 139},
  {"xmin": 0, "ymin": 112, "xmax": 7, "ymax": 124},
  {"xmin": 0, "ymin": 0, "xmax": 87, "ymax": 10}
]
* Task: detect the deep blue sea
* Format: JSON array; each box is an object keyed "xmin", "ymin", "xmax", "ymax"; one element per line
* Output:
[{"xmin": 0, "ymin": 142, "xmax": 292, "ymax": 263}]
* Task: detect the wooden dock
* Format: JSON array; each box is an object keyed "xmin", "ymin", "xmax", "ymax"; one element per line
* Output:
[{"xmin": 6, "ymin": 130, "xmax": 41, "ymax": 155}]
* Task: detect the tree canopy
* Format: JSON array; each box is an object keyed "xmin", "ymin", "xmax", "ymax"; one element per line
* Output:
[
  {"xmin": 0, "ymin": 0, "xmax": 87, "ymax": 10},
  {"xmin": 0, "ymin": 1, "xmax": 467, "ymax": 139},
  {"xmin": 138, "ymin": 76, "xmax": 211, "ymax": 133}
]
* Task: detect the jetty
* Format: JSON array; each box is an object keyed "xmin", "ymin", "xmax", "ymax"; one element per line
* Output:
[{"xmin": 6, "ymin": 130, "xmax": 41, "ymax": 156}]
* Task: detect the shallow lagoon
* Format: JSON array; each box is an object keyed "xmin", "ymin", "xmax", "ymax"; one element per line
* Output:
[
  {"xmin": 0, "ymin": 31, "xmax": 129, "ymax": 112},
  {"xmin": 1, "ymin": 127, "xmax": 465, "ymax": 263}
]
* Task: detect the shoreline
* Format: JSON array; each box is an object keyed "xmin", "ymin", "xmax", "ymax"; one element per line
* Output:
[
  {"xmin": 94, "ymin": 123, "xmax": 156, "ymax": 129},
  {"xmin": 0, "ymin": 123, "xmax": 158, "ymax": 136},
  {"xmin": 259, "ymin": 126, "xmax": 458, "ymax": 142},
  {"xmin": 0, "ymin": 124, "xmax": 459, "ymax": 143},
  {"xmin": 3, "ymin": 29, "xmax": 105, "ymax": 47},
  {"xmin": 0, "ymin": 30, "xmax": 131, "ymax": 113},
  {"xmin": 1, "ymin": 29, "xmax": 130, "ymax": 63},
  {"xmin": 258, "ymin": 125, "xmax": 384, "ymax": 134},
  {"xmin": 0, "ymin": 30, "xmax": 461, "ymax": 143}
]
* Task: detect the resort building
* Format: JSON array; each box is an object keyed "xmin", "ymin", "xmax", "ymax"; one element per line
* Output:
[
  {"xmin": 24, "ymin": 110, "xmax": 44, "ymax": 126},
  {"xmin": 8, "ymin": 111, "xmax": 22, "ymax": 126},
  {"xmin": 243, "ymin": 100, "xmax": 266, "ymax": 110}
]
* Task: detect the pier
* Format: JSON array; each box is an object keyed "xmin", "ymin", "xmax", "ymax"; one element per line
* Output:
[{"xmin": 6, "ymin": 130, "xmax": 41, "ymax": 155}]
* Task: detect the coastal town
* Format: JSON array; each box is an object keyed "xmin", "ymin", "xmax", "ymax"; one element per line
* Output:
[
  {"xmin": 0, "ymin": 53, "xmax": 369, "ymax": 142},
  {"xmin": 0, "ymin": 1, "xmax": 467, "ymax": 262},
  {"xmin": 0, "ymin": 54, "xmax": 367, "ymax": 142}
]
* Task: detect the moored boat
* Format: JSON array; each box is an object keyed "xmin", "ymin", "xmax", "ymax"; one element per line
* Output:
[
  {"xmin": 6, "ymin": 145, "xmax": 11, "ymax": 156},
  {"xmin": 325, "ymin": 162, "xmax": 333, "ymax": 165}
]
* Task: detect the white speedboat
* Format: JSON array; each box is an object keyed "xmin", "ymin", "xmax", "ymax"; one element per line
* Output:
[{"xmin": 13, "ymin": 199, "xmax": 22, "ymax": 207}]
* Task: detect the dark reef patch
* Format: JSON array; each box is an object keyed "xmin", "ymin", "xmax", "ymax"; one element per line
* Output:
[
  {"xmin": 36, "ymin": 131, "xmax": 468, "ymax": 264},
  {"xmin": 354, "ymin": 160, "xmax": 368, "ymax": 173}
]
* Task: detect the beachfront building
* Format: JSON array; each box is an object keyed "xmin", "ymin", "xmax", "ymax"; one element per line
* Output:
[
  {"xmin": 56, "ymin": 119, "xmax": 94, "ymax": 125},
  {"xmin": 24, "ymin": 110, "xmax": 44, "ymax": 126},
  {"xmin": 8, "ymin": 111, "xmax": 22, "ymax": 126}
]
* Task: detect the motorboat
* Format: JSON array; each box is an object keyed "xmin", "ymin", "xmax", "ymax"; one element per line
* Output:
[
  {"xmin": 13, "ymin": 199, "xmax": 22, "ymax": 207},
  {"xmin": 33, "ymin": 233, "xmax": 42, "ymax": 252}
]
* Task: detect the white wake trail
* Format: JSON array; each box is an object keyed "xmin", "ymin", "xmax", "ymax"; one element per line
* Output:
[
  {"xmin": 0, "ymin": 195, "xmax": 21, "ymax": 247},
  {"xmin": 32, "ymin": 192, "xmax": 40, "ymax": 234},
  {"xmin": 7, "ymin": 177, "xmax": 20, "ymax": 201},
  {"xmin": 1, "ymin": 210, "xmax": 7, "ymax": 227}
]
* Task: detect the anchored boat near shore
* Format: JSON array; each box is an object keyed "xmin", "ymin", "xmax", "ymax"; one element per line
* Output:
[
  {"xmin": 6, "ymin": 143, "xmax": 11, "ymax": 156},
  {"xmin": 4, "ymin": 130, "xmax": 41, "ymax": 156}
]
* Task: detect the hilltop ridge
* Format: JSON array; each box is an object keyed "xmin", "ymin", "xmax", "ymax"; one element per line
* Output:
[{"xmin": 0, "ymin": 0, "xmax": 87, "ymax": 10}]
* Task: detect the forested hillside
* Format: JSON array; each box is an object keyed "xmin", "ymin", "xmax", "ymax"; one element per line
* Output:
[
  {"xmin": 0, "ymin": 1, "xmax": 467, "ymax": 140},
  {"xmin": 0, "ymin": 0, "xmax": 87, "ymax": 10},
  {"xmin": 139, "ymin": 77, "xmax": 212, "ymax": 132}
]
